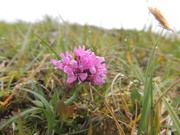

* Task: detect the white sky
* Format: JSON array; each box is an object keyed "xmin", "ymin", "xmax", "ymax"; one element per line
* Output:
[{"xmin": 0, "ymin": 0, "xmax": 179, "ymax": 31}]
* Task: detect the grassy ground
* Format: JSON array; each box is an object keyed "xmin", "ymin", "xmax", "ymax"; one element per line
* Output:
[{"xmin": 0, "ymin": 17, "xmax": 179, "ymax": 135}]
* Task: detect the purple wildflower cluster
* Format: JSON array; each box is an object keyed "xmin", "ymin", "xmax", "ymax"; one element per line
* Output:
[{"xmin": 51, "ymin": 47, "xmax": 107, "ymax": 85}]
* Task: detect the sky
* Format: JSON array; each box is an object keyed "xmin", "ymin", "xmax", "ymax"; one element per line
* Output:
[{"xmin": 0, "ymin": 0, "xmax": 179, "ymax": 31}]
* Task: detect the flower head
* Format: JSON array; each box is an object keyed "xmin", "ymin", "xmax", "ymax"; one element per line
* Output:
[{"xmin": 51, "ymin": 47, "xmax": 107, "ymax": 85}]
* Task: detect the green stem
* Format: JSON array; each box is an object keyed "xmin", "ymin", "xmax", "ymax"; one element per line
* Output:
[{"xmin": 64, "ymin": 89, "xmax": 80, "ymax": 105}]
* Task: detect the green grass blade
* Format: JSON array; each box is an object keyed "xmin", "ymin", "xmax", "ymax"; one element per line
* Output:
[
  {"xmin": 21, "ymin": 88, "xmax": 56, "ymax": 135},
  {"xmin": 35, "ymin": 33, "xmax": 60, "ymax": 59},
  {"xmin": 163, "ymin": 98, "xmax": 180, "ymax": 134},
  {"xmin": 138, "ymin": 45, "xmax": 157, "ymax": 134},
  {"xmin": 0, "ymin": 107, "xmax": 40, "ymax": 130},
  {"xmin": 21, "ymin": 88, "xmax": 53, "ymax": 111}
]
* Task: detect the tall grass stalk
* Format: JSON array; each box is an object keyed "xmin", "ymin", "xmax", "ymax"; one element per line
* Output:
[
  {"xmin": 138, "ymin": 44, "xmax": 157, "ymax": 134},
  {"xmin": 138, "ymin": 30, "xmax": 164, "ymax": 134}
]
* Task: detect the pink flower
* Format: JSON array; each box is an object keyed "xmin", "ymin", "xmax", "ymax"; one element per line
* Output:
[{"xmin": 51, "ymin": 47, "xmax": 107, "ymax": 85}]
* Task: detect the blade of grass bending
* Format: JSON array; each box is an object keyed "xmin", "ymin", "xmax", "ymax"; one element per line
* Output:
[
  {"xmin": 163, "ymin": 98, "xmax": 180, "ymax": 134},
  {"xmin": 154, "ymin": 79, "xmax": 179, "ymax": 106},
  {"xmin": 21, "ymin": 88, "xmax": 53, "ymax": 111},
  {"xmin": 34, "ymin": 33, "xmax": 60, "ymax": 59},
  {"xmin": 0, "ymin": 107, "xmax": 40, "ymax": 130},
  {"xmin": 21, "ymin": 88, "xmax": 55, "ymax": 135},
  {"xmin": 154, "ymin": 82, "xmax": 179, "ymax": 134},
  {"xmin": 138, "ymin": 44, "xmax": 157, "ymax": 134},
  {"xmin": 64, "ymin": 89, "xmax": 79, "ymax": 105}
]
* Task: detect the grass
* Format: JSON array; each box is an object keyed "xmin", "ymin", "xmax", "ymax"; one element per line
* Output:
[{"xmin": 0, "ymin": 17, "xmax": 180, "ymax": 135}]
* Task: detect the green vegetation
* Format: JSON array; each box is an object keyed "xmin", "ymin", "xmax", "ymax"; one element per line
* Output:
[{"xmin": 0, "ymin": 17, "xmax": 179, "ymax": 135}]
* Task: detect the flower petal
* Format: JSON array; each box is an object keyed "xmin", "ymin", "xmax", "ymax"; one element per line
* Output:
[
  {"xmin": 64, "ymin": 66, "xmax": 73, "ymax": 74},
  {"xmin": 79, "ymin": 73, "xmax": 88, "ymax": 81},
  {"xmin": 51, "ymin": 59, "xmax": 64, "ymax": 69},
  {"xmin": 92, "ymin": 75, "xmax": 104, "ymax": 85},
  {"xmin": 51, "ymin": 59, "xmax": 58, "ymax": 66},
  {"xmin": 67, "ymin": 75, "xmax": 77, "ymax": 84},
  {"xmin": 90, "ymin": 67, "xmax": 96, "ymax": 74}
]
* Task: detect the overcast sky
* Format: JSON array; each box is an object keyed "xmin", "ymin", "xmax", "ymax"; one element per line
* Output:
[{"xmin": 0, "ymin": 0, "xmax": 179, "ymax": 31}]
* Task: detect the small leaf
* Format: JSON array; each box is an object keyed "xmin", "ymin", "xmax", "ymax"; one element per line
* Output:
[{"xmin": 32, "ymin": 100, "xmax": 44, "ymax": 108}]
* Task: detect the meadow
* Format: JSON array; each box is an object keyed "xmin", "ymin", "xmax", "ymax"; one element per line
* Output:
[{"xmin": 0, "ymin": 17, "xmax": 179, "ymax": 135}]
